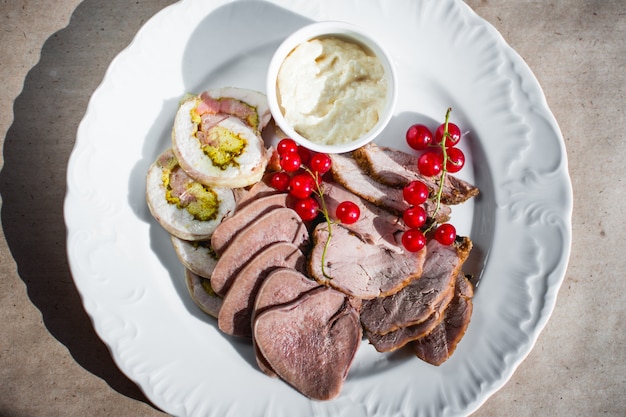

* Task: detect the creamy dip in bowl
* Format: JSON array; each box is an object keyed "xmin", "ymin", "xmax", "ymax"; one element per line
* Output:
[{"xmin": 267, "ymin": 22, "xmax": 397, "ymax": 154}]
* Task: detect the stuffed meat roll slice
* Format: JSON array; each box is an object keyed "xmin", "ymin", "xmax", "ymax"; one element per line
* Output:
[
  {"xmin": 146, "ymin": 148, "xmax": 235, "ymax": 241},
  {"xmin": 172, "ymin": 96, "xmax": 269, "ymax": 188}
]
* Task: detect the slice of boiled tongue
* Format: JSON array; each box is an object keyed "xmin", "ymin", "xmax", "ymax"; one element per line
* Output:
[
  {"xmin": 210, "ymin": 192, "xmax": 289, "ymax": 255},
  {"xmin": 253, "ymin": 286, "xmax": 361, "ymax": 400},
  {"xmin": 209, "ymin": 207, "xmax": 309, "ymax": 296},
  {"xmin": 252, "ymin": 267, "xmax": 322, "ymax": 377},
  {"xmin": 217, "ymin": 242, "xmax": 306, "ymax": 338}
]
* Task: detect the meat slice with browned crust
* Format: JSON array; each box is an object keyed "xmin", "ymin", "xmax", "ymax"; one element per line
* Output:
[
  {"xmin": 218, "ymin": 242, "xmax": 306, "ymax": 338},
  {"xmin": 364, "ymin": 294, "xmax": 449, "ymax": 352},
  {"xmin": 308, "ymin": 222, "xmax": 427, "ymax": 299},
  {"xmin": 253, "ymin": 286, "xmax": 361, "ymax": 400},
  {"xmin": 353, "ymin": 143, "xmax": 479, "ymax": 205},
  {"xmin": 360, "ymin": 237, "xmax": 472, "ymax": 335},
  {"xmin": 329, "ymin": 153, "xmax": 450, "ymax": 223},
  {"xmin": 412, "ymin": 272, "xmax": 474, "ymax": 365},
  {"xmin": 210, "ymin": 207, "xmax": 309, "ymax": 296},
  {"xmin": 317, "ymin": 180, "xmax": 405, "ymax": 252}
]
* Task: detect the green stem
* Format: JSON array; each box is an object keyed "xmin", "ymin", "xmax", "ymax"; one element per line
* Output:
[
  {"xmin": 319, "ymin": 200, "xmax": 334, "ymax": 280},
  {"xmin": 307, "ymin": 168, "xmax": 334, "ymax": 280},
  {"xmin": 426, "ymin": 107, "xmax": 452, "ymax": 233}
]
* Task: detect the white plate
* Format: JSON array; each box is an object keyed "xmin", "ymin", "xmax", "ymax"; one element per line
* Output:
[{"xmin": 64, "ymin": 0, "xmax": 573, "ymax": 416}]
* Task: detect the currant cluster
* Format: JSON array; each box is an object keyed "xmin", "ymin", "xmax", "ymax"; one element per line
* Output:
[
  {"xmin": 401, "ymin": 108, "xmax": 464, "ymax": 252},
  {"xmin": 270, "ymin": 138, "xmax": 361, "ymax": 225}
]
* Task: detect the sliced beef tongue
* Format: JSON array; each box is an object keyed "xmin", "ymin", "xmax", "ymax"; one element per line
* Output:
[
  {"xmin": 218, "ymin": 242, "xmax": 306, "ymax": 338},
  {"xmin": 329, "ymin": 152, "xmax": 451, "ymax": 223},
  {"xmin": 353, "ymin": 143, "xmax": 479, "ymax": 205},
  {"xmin": 211, "ymin": 192, "xmax": 290, "ymax": 254},
  {"xmin": 253, "ymin": 268, "xmax": 323, "ymax": 377},
  {"xmin": 253, "ymin": 268, "xmax": 322, "ymax": 316},
  {"xmin": 360, "ymin": 236, "xmax": 473, "ymax": 335},
  {"xmin": 253, "ymin": 286, "xmax": 362, "ymax": 400},
  {"xmin": 231, "ymin": 174, "xmax": 281, "ymax": 209},
  {"xmin": 308, "ymin": 222, "xmax": 427, "ymax": 299},
  {"xmin": 411, "ymin": 272, "xmax": 474, "ymax": 365},
  {"xmin": 210, "ymin": 207, "xmax": 309, "ymax": 296}
]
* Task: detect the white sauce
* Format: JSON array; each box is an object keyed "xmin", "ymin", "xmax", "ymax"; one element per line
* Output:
[{"xmin": 277, "ymin": 36, "xmax": 387, "ymax": 146}]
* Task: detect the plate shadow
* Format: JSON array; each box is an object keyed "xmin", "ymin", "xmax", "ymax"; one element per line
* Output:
[{"xmin": 0, "ymin": 0, "xmax": 178, "ymax": 411}]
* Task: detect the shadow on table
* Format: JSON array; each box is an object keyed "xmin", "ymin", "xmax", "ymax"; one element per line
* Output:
[{"xmin": 0, "ymin": 0, "xmax": 177, "ymax": 411}]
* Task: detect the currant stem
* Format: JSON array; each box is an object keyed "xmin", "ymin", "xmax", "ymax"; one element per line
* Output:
[
  {"xmin": 319, "ymin": 189, "xmax": 334, "ymax": 280},
  {"xmin": 307, "ymin": 168, "xmax": 334, "ymax": 280},
  {"xmin": 426, "ymin": 107, "xmax": 452, "ymax": 233}
]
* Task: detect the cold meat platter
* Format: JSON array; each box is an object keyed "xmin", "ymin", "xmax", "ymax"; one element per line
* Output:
[{"xmin": 64, "ymin": 0, "xmax": 573, "ymax": 416}]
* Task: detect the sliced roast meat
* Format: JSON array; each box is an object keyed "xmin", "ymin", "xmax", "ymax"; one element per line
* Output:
[
  {"xmin": 364, "ymin": 287, "xmax": 453, "ymax": 352},
  {"xmin": 317, "ymin": 181, "xmax": 405, "ymax": 252},
  {"xmin": 329, "ymin": 153, "xmax": 451, "ymax": 223},
  {"xmin": 253, "ymin": 267, "xmax": 322, "ymax": 377},
  {"xmin": 308, "ymin": 222, "xmax": 427, "ymax": 299},
  {"xmin": 330, "ymin": 153, "xmax": 407, "ymax": 213},
  {"xmin": 360, "ymin": 237, "xmax": 472, "ymax": 335},
  {"xmin": 218, "ymin": 242, "xmax": 306, "ymax": 338},
  {"xmin": 412, "ymin": 272, "xmax": 474, "ymax": 365},
  {"xmin": 210, "ymin": 207, "xmax": 309, "ymax": 296},
  {"xmin": 211, "ymin": 193, "xmax": 290, "ymax": 254},
  {"xmin": 253, "ymin": 286, "xmax": 361, "ymax": 400},
  {"xmin": 353, "ymin": 143, "xmax": 479, "ymax": 205}
]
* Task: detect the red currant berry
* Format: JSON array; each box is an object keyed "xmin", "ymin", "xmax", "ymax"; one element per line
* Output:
[
  {"xmin": 309, "ymin": 153, "xmax": 332, "ymax": 175},
  {"xmin": 289, "ymin": 173, "xmax": 315, "ymax": 199},
  {"xmin": 277, "ymin": 138, "xmax": 298, "ymax": 155},
  {"xmin": 293, "ymin": 197, "xmax": 320, "ymax": 221},
  {"xmin": 403, "ymin": 206, "xmax": 427, "ymax": 229},
  {"xmin": 406, "ymin": 124, "xmax": 433, "ymax": 150},
  {"xmin": 417, "ymin": 151, "xmax": 443, "ymax": 177},
  {"xmin": 269, "ymin": 171, "xmax": 290, "ymax": 191},
  {"xmin": 279, "ymin": 152, "xmax": 301, "ymax": 172},
  {"xmin": 435, "ymin": 122, "xmax": 461, "ymax": 147},
  {"xmin": 434, "ymin": 223, "xmax": 457, "ymax": 245},
  {"xmin": 401, "ymin": 229, "xmax": 426, "ymax": 252},
  {"xmin": 403, "ymin": 180, "xmax": 429, "ymax": 205},
  {"xmin": 336, "ymin": 201, "xmax": 360, "ymax": 224},
  {"xmin": 297, "ymin": 146, "xmax": 312, "ymax": 166},
  {"xmin": 445, "ymin": 147, "xmax": 465, "ymax": 173}
]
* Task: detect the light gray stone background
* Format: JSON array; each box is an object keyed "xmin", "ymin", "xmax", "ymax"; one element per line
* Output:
[{"xmin": 1, "ymin": 1, "xmax": 624, "ymax": 416}]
